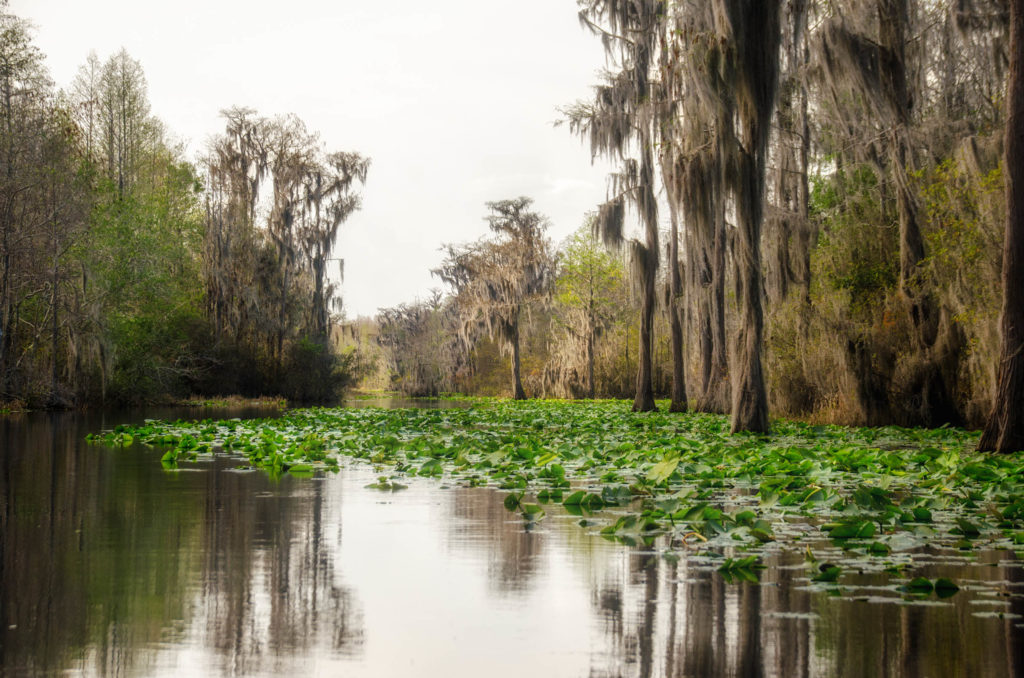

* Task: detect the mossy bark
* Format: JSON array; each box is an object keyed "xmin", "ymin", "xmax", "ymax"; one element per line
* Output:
[{"xmin": 980, "ymin": 0, "xmax": 1024, "ymax": 453}]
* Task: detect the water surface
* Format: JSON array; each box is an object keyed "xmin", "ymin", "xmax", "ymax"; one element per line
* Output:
[{"xmin": 1, "ymin": 408, "xmax": 1022, "ymax": 677}]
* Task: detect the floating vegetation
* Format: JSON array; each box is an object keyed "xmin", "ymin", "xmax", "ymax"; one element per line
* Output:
[{"xmin": 88, "ymin": 399, "xmax": 1024, "ymax": 588}]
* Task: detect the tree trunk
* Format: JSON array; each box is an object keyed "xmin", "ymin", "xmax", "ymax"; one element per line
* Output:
[
  {"xmin": 50, "ymin": 221, "xmax": 59, "ymax": 403},
  {"xmin": 587, "ymin": 325, "xmax": 595, "ymax": 400},
  {"xmin": 731, "ymin": 149, "xmax": 770, "ymax": 433},
  {"xmin": 880, "ymin": 0, "xmax": 962, "ymax": 427},
  {"xmin": 634, "ymin": 249, "xmax": 657, "ymax": 412},
  {"xmin": 727, "ymin": 0, "xmax": 782, "ymax": 434},
  {"xmin": 511, "ymin": 318, "xmax": 526, "ymax": 400},
  {"xmin": 979, "ymin": 0, "xmax": 1024, "ymax": 453},
  {"xmin": 668, "ymin": 198, "xmax": 687, "ymax": 413},
  {"xmin": 697, "ymin": 123, "xmax": 732, "ymax": 414},
  {"xmin": 0, "ymin": 237, "xmax": 10, "ymax": 396},
  {"xmin": 633, "ymin": 127, "xmax": 659, "ymax": 413},
  {"xmin": 0, "ymin": 81, "xmax": 13, "ymax": 396}
]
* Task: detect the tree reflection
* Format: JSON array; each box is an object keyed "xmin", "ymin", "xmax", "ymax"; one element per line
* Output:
[
  {"xmin": 585, "ymin": 545, "xmax": 1024, "ymax": 677},
  {"xmin": 445, "ymin": 486, "xmax": 542, "ymax": 595},
  {"xmin": 0, "ymin": 412, "xmax": 363, "ymax": 676},
  {"xmin": 5, "ymin": 412, "xmax": 1024, "ymax": 677}
]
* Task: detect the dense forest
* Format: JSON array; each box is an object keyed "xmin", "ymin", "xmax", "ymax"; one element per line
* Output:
[
  {"xmin": 374, "ymin": 0, "xmax": 1023, "ymax": 451},
  {"xmin": 0, "ymin": 4, "xmax": 368, "ymax": 407},
  {"xmin": 1, "ymin": 1, "xmax": 1021, "ymax": 450}
]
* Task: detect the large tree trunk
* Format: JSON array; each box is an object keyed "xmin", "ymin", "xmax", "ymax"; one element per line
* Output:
[
  {"xmin": 732, "ymin": 149, "xmax": 771, "ymax": 433},
  {"xmin": 726, "ymin": 0, "xmax": 782, "ymax": 434},
  {"xmin": 666, "ymin": 169, "xmax": 687, "ymax": 413},
  {"xmin": 979, "ymin": 0, "xmax": 1024, "ymax": 453},
  {"xmin": 683, "ymin": 148, "xmax": 730, "ymax": 414}
]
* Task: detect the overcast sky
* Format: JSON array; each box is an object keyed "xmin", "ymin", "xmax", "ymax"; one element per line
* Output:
[{"xmin": 11, "ymin": 0, "xmax": 616, "ymax": 318}]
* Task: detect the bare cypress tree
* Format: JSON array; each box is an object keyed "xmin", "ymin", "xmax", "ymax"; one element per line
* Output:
[
  {"xmin": 979, "ymin": 0, "xmax": 1024, "ymax": 453},
  {"xmin": 565, "ymin": 0, "xmax": 667, "ymax": 412}
]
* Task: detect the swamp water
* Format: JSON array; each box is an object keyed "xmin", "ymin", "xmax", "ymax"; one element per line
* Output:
[{"xmin": 1, "ymin": 404, "xmax": 1023, "ymax": 677}]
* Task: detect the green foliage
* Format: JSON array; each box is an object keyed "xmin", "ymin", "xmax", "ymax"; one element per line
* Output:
[
  {"xmin": 810, "ymin": 165, "xmax": 898, "ymax": 318},
  {"xmin": 80, "ymin": 160, "xmax": 207, "ymax": 403},
  {"xmin": 545, "ymin": 221, "xmax": 631, "ymax": 397},
  {"xmin": 918, "ymin": 160, "xmax": 1002, "ymax": 294},
  {"xmin": 554, "ymin": 223, "xmax": 625, "ymax": 311}
]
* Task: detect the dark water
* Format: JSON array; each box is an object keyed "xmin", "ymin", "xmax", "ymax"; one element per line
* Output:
[{"xmin": 2, "ymin": 408, "xmax": 1023, "ymax": 677}]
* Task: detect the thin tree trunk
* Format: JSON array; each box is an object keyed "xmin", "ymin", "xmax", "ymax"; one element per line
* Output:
[
  {"xmin": 630, "ymin": 120, "xmax": 659, "ymax": 413},
  {"xmin": 979, "ymin": 0, "xmax": 1024, "ymax": 453},
  {"xmin": 587, "ymin": 326, "xmax": 595, "ymax": 400},
  {"xmin": 668, "ymin": 197, "xmax": 687, "ymax": 413},
  {"xmin": 634, "ymin": 264, "xmax": 656, "ymax": 412},
  {"xmin": 511, "ymin": 318, "xmax": 526, "ymax": 400},
  {"xmin": 50, "ymin": 211, "xmax": 59, "ymax": 403},
  {"xmin": 797, "ymin": 40, "xmax": 812, "ymax": 314},
  {"xmin": 0, "ymin": 235, "xmax": 10, "ymax": 395},
  {"xmin": 0, "ymin": 81, "xmax": 13, "ymax": 396}
]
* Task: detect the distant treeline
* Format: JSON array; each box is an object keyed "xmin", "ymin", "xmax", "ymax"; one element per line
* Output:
[
  {"xmin": 0, "ymin": 8, "xmax": 368, "ymax": 407},
  {"xmin": 373, "ymin": 0, "xmax": 1023, "ymax": 451}
]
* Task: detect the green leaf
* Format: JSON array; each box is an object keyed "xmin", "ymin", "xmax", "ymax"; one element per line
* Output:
[
  {"xmin": 934, "ymin": 578, "xmax": 960, "ymax": 598},
  {"xmin": 905, "ymin": 577, "xmax": 934, "ymax": 594},
  {"xmin": 647, "ymin": 456, "xmax": 680, "ymax": 485},
  {"xmin": 955, "ymin": 518, "xmax": 981, "ymax": 537},
  {"xmin": 521, "ymin": 504, "xmax": 546, "ymax": 522},
  {"xmin": 867, "ymin": 541, "xmax": 890, "ymax": 555},
  {"xmin": 812, "ymin": 565, "xmax": 841, "ymax": 583},
  {"xmin": 824, "ymin": 520, "xmax": 876, "ymax": 539},
  {"xmin": 563, "ymin": 490, "xmax": 586, "ymax": 506}
]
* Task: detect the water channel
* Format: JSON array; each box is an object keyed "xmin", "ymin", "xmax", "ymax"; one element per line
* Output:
[{"xmin": 1, "ymin": 403, "xmax": 1022, "ymax": 676}]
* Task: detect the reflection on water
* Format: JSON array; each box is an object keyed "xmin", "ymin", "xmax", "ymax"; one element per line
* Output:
[
  {"xmin": 342, "ymin": 397, "xmax": 473, "ymax": 410},
  {"xmin": 1, "ymin": 410, "xmax": 1023, "ymax": 677}
]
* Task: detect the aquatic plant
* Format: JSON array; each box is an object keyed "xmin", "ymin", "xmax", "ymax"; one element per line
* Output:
[{"xmin": 89, "ymin": 399, "xmax": 1024, "ymax": 584}]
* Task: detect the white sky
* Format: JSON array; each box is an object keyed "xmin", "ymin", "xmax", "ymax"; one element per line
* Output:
[{"xmin": 11, "ymin": 0, "xmax": 615, "ymax": 318}]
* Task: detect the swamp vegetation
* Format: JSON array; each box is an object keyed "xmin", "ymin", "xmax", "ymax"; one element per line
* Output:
[
  {"xmin": 92, "ymin": 398, "xmax": 1024, "ymax": 589},
  {"xmin": 1, "ymin": 0, "xmax": 1023, "ymax": 450}
]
